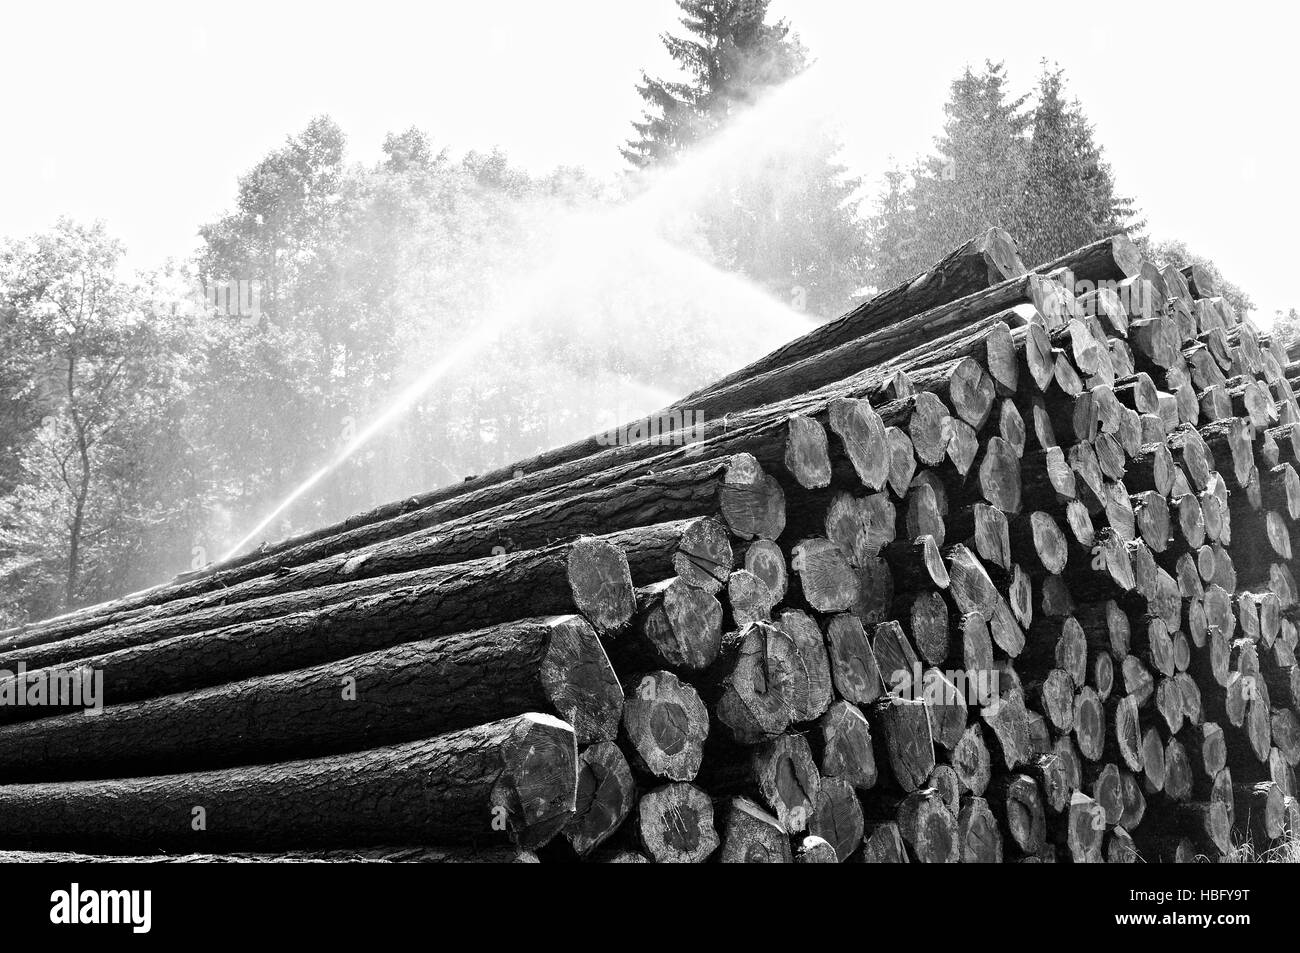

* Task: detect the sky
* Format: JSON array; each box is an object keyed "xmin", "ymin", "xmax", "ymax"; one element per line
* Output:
[{"xmin": 1, "ymin": 0, "xmax": 1296, "ymax": 321}]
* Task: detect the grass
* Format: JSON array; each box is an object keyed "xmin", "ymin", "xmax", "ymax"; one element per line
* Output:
[{"xmin": 1218, "ymin": 826, "xmax": 1300, "ymax": 863}]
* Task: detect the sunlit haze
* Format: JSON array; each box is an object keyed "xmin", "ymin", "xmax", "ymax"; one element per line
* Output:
[{"xmin": 3, "ymin": 0, "xmax": 1295, "ymax": 318}]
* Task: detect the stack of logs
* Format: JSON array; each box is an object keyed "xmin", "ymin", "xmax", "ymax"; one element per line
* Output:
[{"xmin": 0, "ymin": 227, "xmax": 1297, "ymax": 863}]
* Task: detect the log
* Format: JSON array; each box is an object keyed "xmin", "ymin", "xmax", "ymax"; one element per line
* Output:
[
  {"xmin": 625, "ymin": 578, "xmax": 724, "ymax": 672},
  {"xmin": 935, "ymin": 357, "xmax": 996, "ymax": 428},
  {"xmin": 809, "ymin": 776, "xmax": 865, "ymax": 861},
  {"xmin": 621, "ymin": 671, "xmax": 709, "ymax": 781},
  {"xmin": 1119, "ymin": 768, "xmax": 1147, "ymax": 830},
  {"xmin": 1165, "ymin": 737, "xmax": 1194, "ymax": 802},
  {"xmin": 1075, "ymin": 686, "xmax": 1106, "ymax": 762},
  {"xmin": 1065, "ymin": 791, "xmax": 1105, "ymax": 863},
  {"xmin": 0, "ymin": 531, "xmax": 653, "ymax": 712},
  {"xmin": 958, "ymin": 796, "xmax": 1003, "ymax": 863},
  {"xmin": 719, "ymin": 455, "xmax": 788, "ymax": 541},
  {"xmin": 827, "ymin": 398, "xmax": 891, "ymax": 491},
  {"xmin": 784, "ymin": 416, "xmax": 833, "ymax": 489},
  {"xmin": 740, "ymin": 539, "xmax": 789, "ymax": 605},
  {"xmin": 1107, "ymin": 694, "xmax": 1144, "ymax": 772},
  {"xmin": 897, "ymin": 590, "xmax": 951, "ymax": 665},
  {"xmin": 1027, "ymin": 669, "xmax": 1075, "ymax": 733},
  {"xmin": 895, "ymin": 789, "xmax": 960, "ymax": 863},
  {"xmin": 726, "ymin": 570, "xmax": 773, "ymax": 630},
  {"xmin": 886, "ymin": 427, "xmax": 918, "ymax": 496},
  {"xmin": 718, "ymin": 797, "xmax": 792, "ymax": 864},
  {"xmin": 977, "ymin": 437, "xmax": 1023, "ymax": 513},
  {"xmin": 1011, "ymin": 512, "xmax": 1069, "ymax": 575},
  {"xmin": 981, "ymin": 672, "xmax": 1032, "ymax": 770},
  {"xmin": 869, "ymin": 697, "xmax": 935, "ymax": 792},
  {"xmin": 770, "ymin": 610, "xmax": 831, "ymax": 723},
  {"xmin": 951, "ymin": 723, "xmax": 993, "ymax": 797},
  {"xmin": 874, "ymin": 620, "xmax": 920, "ymax": 692},
  {"xmin": 791, "ymin": 538, "xmax": 859, "ymax": 612},
  {"xmin": 708, "ymin": 622, "xmax": 800, "ymax": 744},
  {"xmin": 946, "ymin": 544, "xmax": 999, "ymax": 618},
  {"xmin": 824, "ymin": 614, "xmax": 885, "ymax": 705},
  {"xmin": 920, "ymin": 667, "xmax": 969, "ymax": 750},
  {"xmin": 1141, "ymin": 726, "xmax": 1167, "ymax": 794},
  {"xmin": 1106, "ymin": 826, "xmax": 1140, "ymax": 863},
  {"xmin": 910, "ymin": 391, "xmax": 953, "ymax": 466},
  {"xmin": 1087, "ymin": 762, "xmax": 1124, "ymax": 824},
  {"xmin": 1042, "ymin": 233, "xmax": 1143, "ymax": 286},
  {"xmin": 637, "ymin": 783, "xmax": 720, "ymax": 863},
  {"xmin": 858, "ymin": 822, "xmax": 909, "ymax": 863},
  {"xmin": 905, "ymin": 485, "xmax": 945, "ymax": 547},
  {"xmin": 1026, "ymin": 738, "xmax": 1080, "ymax": 814},
  {"xmin": 564, "ymin": 742, "xmax": 636, "ymax": 857},
  {"xmin": 0, "ymin": 713, "xmax": 577, "ymax": 851},
  {"xmin": 0, "ymin": 616, "xmax": 620, "ymax": 781},
  {"xmin": 928, "ymin": 763, "xmax": 962, "ymax": 815},
  {"xmin": 989, "ymin": 773, "xmax": 1047, "ymax": 855},
  {"xmin": 1000, "ymin": 399, "xmax": 1027, "ymax": 455},
  {"xmin": 816, "ymin": 700, "xmax": 878, "ymax": 792}
]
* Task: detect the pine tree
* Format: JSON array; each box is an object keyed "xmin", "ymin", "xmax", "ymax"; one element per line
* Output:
[
  {"xmin": 623, "ymin": 0, "xmax": 803, "ymax": 168},
  {"xmin": 623, "ymin": 0, "xmax": 864, "ymax": 317},
  {"xmin": 864, "ymin": 163, "xmax": 923, "ymax": 291},
  {"xmin": 865, "ymin": 62, "xmax": 1148, "ymax": 283},
  {"xmin": 906, "ymin": 61, "xmax": 1031, "ymax": 269},
  {"xmin": 1016, "ymin": 65, "xmax": 1141, "ymax": 265}
]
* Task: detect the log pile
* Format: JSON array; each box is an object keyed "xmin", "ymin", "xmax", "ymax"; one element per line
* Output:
[{"xmin": 1, "ymin": 228, "xmax": 1298, "ymax": 862}]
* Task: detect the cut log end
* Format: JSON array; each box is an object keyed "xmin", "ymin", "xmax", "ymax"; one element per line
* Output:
[
  {"xmin": 494, "ymin": 712, "xmax": 580, "ymax": 849},
  {"xmin": 622, "ymin": 671, "xmax": 709, "ymax": 781},
  {"xmin": 566, "ymin": 538, "xmax": 636, "ymax": 636},
  {"xmin": 564, "ymin": 741, "xmax": 635, "ymax": 857},
  {"xmin": 638, "ymin": 783, "xmax": 719, "ymax": 863},
  {"xmin": 540, "ymin": 615, "xmax": 625, "ymax": 744}
]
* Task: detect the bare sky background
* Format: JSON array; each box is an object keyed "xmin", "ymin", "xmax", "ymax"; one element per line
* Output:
[{"xmin": 2, "ymin": 0, "xmax": 1294, "ymax": 320}]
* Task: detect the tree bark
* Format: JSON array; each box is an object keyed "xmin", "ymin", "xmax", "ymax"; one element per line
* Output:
[
  {"xmin": 0, "ymin": 616, "xmax": 619, "ymax": 781},
  {"xmin": 0, "ymin": 713, "xmax": 577, "ymax": 852}
]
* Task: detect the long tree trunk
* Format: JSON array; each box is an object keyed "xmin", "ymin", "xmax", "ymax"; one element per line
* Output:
[
  {"xmin": 0, "ymin": 713, "xmax": 577, "ymax": 852},
  {"xmin": 0, "ymin": 616, "xmax": 620, "ymax": 781}
]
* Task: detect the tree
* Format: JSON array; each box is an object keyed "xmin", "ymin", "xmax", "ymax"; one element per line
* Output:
[
  {"xmin": 624, "ymin": 0, "xmax": 804, "ymax": 168},
  {"xmin": 864, "ymin": 162, "xmax": 922, "ymax": 291},
  {"xmin": 624, "ymin": 0, "xmax": 865, "ymax": 317},
  {"xmin": 0, "ymin": 220, "xmax": 198, "ymax": 622},
  {"xmin": 1016, "ymin": 64, "xmax": 1141, "ymax": 265},
  {"xmin": 865, "ymin": 62, "xmax": 1146, "ymax": 283},
  {"xmin": 905, "ymin": 61, "xmax": 1031, "ymax": 271}
]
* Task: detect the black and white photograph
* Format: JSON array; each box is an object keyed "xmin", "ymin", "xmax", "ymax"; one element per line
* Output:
[{"xmin": 0, "ymin": 0, "xmax": 1291, "ymax": 934}]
